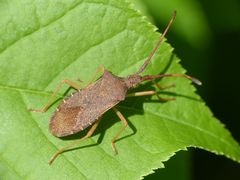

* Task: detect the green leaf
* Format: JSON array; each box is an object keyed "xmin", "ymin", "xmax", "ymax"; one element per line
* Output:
[{"xmin": 0, "ymin": 0, "xmax": 239, "ymax": 179}]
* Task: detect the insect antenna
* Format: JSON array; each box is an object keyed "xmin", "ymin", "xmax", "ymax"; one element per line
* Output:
[
  {"xmin": 136, "ymin": 10, "xmax": 177, "ymax": 74},
  {"xmin": 142, "ymin": 74, "xmax": 202, "ymax": 85}
]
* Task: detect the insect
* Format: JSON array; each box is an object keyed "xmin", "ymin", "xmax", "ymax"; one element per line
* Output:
[{"xmin": 29, "ymin": 11, "xmax": 201, "ymax": 165}]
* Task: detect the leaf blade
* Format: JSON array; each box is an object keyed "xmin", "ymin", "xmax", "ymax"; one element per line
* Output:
[{"xmin": 0, "ymin": 0, "xmax": 239, "ymax": 179}]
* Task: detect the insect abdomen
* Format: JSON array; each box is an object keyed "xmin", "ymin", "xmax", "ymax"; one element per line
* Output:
[{"xmin": 49, "ymin": 71, "xmax": 128, "ymax": 137}]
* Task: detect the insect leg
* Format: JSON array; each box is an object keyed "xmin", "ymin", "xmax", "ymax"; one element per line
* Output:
[
  {"xmin": 28, "ymin": 79, "xmax": 81, "ymax": 112},
  {"xmin": 86, "ymin": 66, "xmax": 105, "ymax": 86},
  {"xmin": 48, "ymin": 117, "xmax": 102, "ymax": 165},
  {"xmin": 111, "ymin": 107, "xmax": 128, "ymax": 155},
  {"xmin": 152, "ymin": 81, "xmax": 176, "ymax": 100},
  {"xmin": 127, "ymin": 90, "xmax": 157, "ymax": 97},
  {"xmin": 127, "ymin": 90, "xmax": 175, "ymax": 101},
  {"xmin": 152, "ymin": 80, "xmax": 175, "ymax": 90}
]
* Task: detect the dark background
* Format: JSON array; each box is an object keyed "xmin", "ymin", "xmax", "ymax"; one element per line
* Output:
[{"xmin": 135, "ymin": 0, "xmax": 240, "ymax": 179}]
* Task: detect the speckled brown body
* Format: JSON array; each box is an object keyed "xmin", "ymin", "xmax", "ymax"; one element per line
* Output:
[
  {"xmin": 29, "ymin": 12, "xmax": 201, "ymax": 165},
  {"xmin": 28, "ymin": 12, "xmax": 195, "ymax": 165},
  {"xmin": 50, "ymin": 70, "xmax": 142, "ymax": 137}
]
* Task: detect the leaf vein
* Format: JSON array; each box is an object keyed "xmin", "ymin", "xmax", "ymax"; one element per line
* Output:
[
  {"xmin": 0, "ymin": 1, "xmax": 128, "ymax": 55},
  {"xmin": 118, "ymin": 105, "xmax": 239, "ymax": 151},
  {"xmin": 0, "ymin": 155, "xmax": 22, "ymax": 178}
]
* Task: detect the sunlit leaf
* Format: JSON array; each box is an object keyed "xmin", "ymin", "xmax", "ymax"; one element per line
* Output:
[{"xmin": 0, "ymin": 0, "xmax": 239, "ymax": 179}]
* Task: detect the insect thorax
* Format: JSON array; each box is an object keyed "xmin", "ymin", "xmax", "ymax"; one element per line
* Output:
[
  {"xmin": 102, "ymin": 70, "xmax": 129, "ymax": 101},
  {"xmin": 123, "ymin": 74, "xmax": 142, "ymax": 89}
]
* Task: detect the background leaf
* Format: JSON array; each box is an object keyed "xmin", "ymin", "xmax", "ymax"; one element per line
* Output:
[
  {"xmin": 139, "ymin": 0, "xmax": 211, "ymax": 48},
  {"xmin": 138, "ymin": 0, "xmax": 240, "ymax": 179},
  {"xmin": 0, "ymin": 0, "xmax": 240, "ymax": 179}
]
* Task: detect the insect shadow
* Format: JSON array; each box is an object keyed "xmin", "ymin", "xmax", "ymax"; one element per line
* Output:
[{"xmin": 58, "ymin": 53, "xmax": 202, "ymax": 153}]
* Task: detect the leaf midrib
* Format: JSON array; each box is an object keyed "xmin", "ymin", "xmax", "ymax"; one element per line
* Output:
[
  {"xmin": 0, "ymin": 87, "xmax": 139, "ymax": 178},
  {"xmin": 1, "ymin": 82, "xmax": 237, "ymax": 156}
]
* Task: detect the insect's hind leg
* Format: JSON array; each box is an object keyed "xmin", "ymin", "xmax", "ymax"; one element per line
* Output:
[
  {"xmin": 111, "ymin": 107, "xmax": 128, "ymax": 155},
  {"xmin": 48, "ymin": 117, "xmax": 102, "ymax": 165},
  {"xmin": 28, "ymin": 79, "xmax": 81, "ymax": 113}
]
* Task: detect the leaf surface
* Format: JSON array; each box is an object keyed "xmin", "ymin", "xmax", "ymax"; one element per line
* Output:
[{"xmin": 0, "ymin": 0, "xmax": 239, "ymax": 179}]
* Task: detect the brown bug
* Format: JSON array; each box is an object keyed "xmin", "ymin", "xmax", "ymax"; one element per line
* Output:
[{"xmin": 29, "ymin": 11, "xmax": 201, "ymax": 165}]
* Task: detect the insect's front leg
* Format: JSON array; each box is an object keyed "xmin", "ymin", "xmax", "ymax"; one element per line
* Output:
[
  {"xmin": 28, "ymin": 79, "xmax": 81, "ymax": 113},
  {"xmin": 152, "ymin": 81, "xmax": 176, "ymax": 101},
  {"xmin": 127, "ymin": 90, "xmax": 175, "ymax": 101},
  {"xmin": 152, "ymin": 80, "xmax": 175, "ymax": 90}
]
